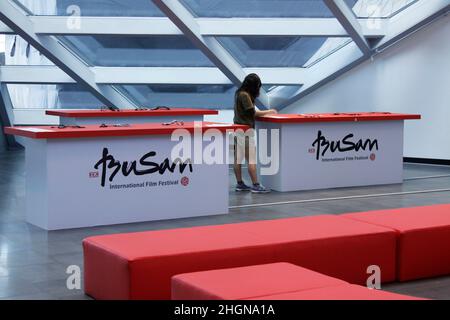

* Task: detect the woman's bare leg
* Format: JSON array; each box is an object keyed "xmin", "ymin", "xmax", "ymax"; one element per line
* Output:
[
  {"xmin": 245, "ymin": 142, "xmax": 258, "ymax": 184},
  {"xmin": 234, "ymin": 163, "xmax": 243, "ymax": 183},
  {"xmin": 234, "ymin": 138, "xmax": 244, "ymax": 183},
  {"xmin": 247, "ymin": 163, "xmax": 258, "ymax": 185}
]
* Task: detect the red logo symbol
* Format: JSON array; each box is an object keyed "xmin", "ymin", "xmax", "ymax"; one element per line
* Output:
[
  {"xmin": 181, "ymin": 176, "xmax": 190, "ymax": 186},
  {"xmin": 89, "ymin": 172, "xmax": 99, "ymax": 178},
  {"xmin": 370, "ymin": 153, "xmax": 376, "ymax": 161}
]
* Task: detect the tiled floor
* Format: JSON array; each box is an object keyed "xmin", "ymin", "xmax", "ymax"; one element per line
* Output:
[{"xmin": 0, "ymin": 150, "xmax": 449, "ymax": 300}]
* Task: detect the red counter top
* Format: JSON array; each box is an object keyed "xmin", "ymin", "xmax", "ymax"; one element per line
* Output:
[
  {"xmin": 45, "ymin": 108, "xmax": 218, "ymax": 118},
  {"xmin": 256, "ymin": 112, "xmax": 421, "ymax": 124},
  {"xmin": 5, "ymin": 122, "xmax": 247, "ymax": 140}
]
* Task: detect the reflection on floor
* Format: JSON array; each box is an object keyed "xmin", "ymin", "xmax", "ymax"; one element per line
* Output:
[{"xmin": 0, "ymin": 150, "xmax": 449, "ymax": 300}]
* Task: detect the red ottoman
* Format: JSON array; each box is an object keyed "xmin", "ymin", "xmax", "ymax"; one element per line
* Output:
[
  {"xmin": 83, "ymin": 224, "xmax": 276, "ymax": 300},
  {"xmin": 84, "ymin": 214, "xmax": 396, "ymax": 300},
  {"xmin": 343, "ymin": 204, "xmax": 450, "ymax": 281},
  {"xmin": 233, "ymin": 215, "xmax": 396, "ymax": 285},
  {"xmin": 249, "ymin": 284, "xmax": 425, "ymax": 300},
  {"xmin": 172, "ymin": 263, "xmax": 347, "ymax": 300}
]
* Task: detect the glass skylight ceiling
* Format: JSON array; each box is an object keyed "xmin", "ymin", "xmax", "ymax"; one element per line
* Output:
[
  {"xmin": 1, "ymin": 0, "xmax": 435, "ymax": 117},
  {"xmin": 180, "ymin": 0, "xmax": 357, "ymax": 18},
  {"xmin": 60, "ymin": 35, "xmax": 215, "ymax": 67},
  {"xmin": 217, "ymin": 36, "xmax": 352, "ymax": 68}
]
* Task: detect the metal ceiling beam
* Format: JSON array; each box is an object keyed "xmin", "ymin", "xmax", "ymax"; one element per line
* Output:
[
  {"xmin": 0, "ymin": 65, "xmax": 74, "ymax": 84},
  {"xmin": 0, "ymin": 16, "xmax": 386, "ymax": 37},
  {"xmin": 94, "ymin": 67, "xmax": 233, "ymax": 85},
  {"xmin": 0, "ymin": 83, "xmax": 20, "ymax": 149},
  {"xmin": 31, "ymin": 16, "xmax": 182, "ymax": 35},
  {"xmin": 0, "ymin": 65, "xmax": 307, "ymax": 85},
  {"xmin": 324, "ymin": 0, "xmax": 372, "ymax": 56},
  {"xmin": 0, "ymin": 1, "xmax": 137, "ymax": 110},
  {"xmin": 199, "ymin": 18, "xmax": 386, "ymax": 37},
  {"xmin": 152, "ymin": 0, "xmax": 270, "ymax": 108},
  {"xmin": 94, "ymin": 67, "xmax": 307, "ymax": 85}
]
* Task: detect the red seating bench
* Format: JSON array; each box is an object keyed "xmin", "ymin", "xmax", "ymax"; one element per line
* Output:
[
  {"xmin": 172, "ymin": 263, "xmax": 423, "ymax": 300},
  {"xmin": 343, "ymin": 204, "xmax": 450, "ymax": 281},
  {"xmin": 83, "ymin": 215, "xmax": 396, "ymax": 300}
]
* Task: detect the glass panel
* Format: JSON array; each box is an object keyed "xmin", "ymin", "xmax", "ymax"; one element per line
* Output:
[
  {"xmin": 303, "ymin": 38, "xmax": 353, "ymax": 67},
  {"xmin": 350, "ymin": 0, "xmax": 419, "ymax": 18},
  {"xmin": 7, "ymin": 84, "xmax": 103, "ymax": 109},
  {"xmin": 11, "ymin": 0, "xmax": 164, "ymax": 17},
  {"xmin": 217, "ymin": 36, "xmax": 352, "ymax": 68},
  {"xmin": 180, "ymin": 0, "xmax": 357, "ymax": 18},
  {"xmin": 59, "ymin": 35, "xmax": 215, "ymax": 67},
  {"xmin": 120, "ymin": 84, "xmax": 236, "ymax": 109}
]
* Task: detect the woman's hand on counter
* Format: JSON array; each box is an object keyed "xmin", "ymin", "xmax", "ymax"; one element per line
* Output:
[{"xmin": 256, "ymin": 109, "xmax": 278, "ymax": 117}]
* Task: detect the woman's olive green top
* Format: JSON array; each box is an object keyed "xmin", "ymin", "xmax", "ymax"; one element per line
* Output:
[{"xmin": 233, "ymin": 91, "xmax": 256, "ymax": 128}]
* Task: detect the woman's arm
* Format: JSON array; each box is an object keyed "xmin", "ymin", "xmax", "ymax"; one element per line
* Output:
[{"xmin": 255, "ymin": 109, "xmax": 278, "ymax": 117}]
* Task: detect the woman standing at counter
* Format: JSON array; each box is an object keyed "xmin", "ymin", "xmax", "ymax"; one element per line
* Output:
[{"xmin": 233, "ymin": 73, "xmax": 277, "ymax": 193}]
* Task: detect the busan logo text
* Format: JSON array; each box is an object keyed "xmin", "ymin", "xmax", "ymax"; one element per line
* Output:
[
  {"xmin": 93, "ymin": 147, "xmax": 193, "ymax": 187},
  {"xmin": 311, "ymin": 130, "xmax": 379, "ymax": 160}
]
